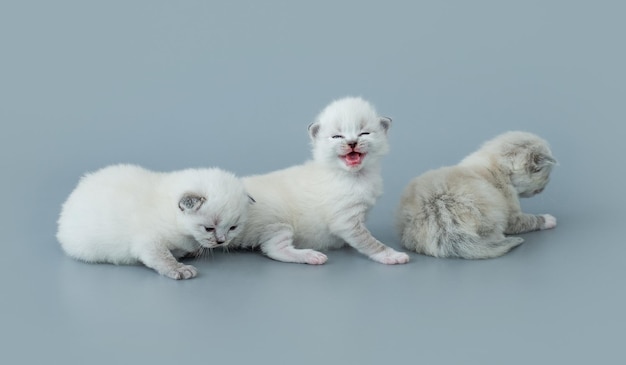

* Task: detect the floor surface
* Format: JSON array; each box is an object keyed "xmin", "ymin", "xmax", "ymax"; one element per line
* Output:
[{"xmin": 1, "ymin": 1, "xmax": 624, "ymax": 364}]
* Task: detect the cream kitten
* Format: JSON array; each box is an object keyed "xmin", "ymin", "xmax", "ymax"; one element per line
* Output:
[
  {"xmin": 57, "ymin": 164, "xmax": 252, "ymax": 279},
  {"xmin": 231, "ymin": 97, "xmax": 410, "ymax": 265},
  {"xmin": 396, "ymin": 131, "xmax": 557, "ymax": 259}
]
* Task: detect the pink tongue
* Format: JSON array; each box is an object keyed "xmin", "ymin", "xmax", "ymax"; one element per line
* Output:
[{"xmin": 345, "ymin": 152, "xmax": 362, "ymax": 165}]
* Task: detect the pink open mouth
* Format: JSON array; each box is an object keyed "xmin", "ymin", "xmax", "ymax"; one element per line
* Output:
[{"xmin": 341, "ymin": 151, "xmax": 365, "ymax": 167}]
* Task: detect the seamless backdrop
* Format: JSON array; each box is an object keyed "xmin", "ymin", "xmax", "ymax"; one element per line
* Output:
[{"xmin": 1, "ymin": 1, "xmax": 624, "ymax": 364}]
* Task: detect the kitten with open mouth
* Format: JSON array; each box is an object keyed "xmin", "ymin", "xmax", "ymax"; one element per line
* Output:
[{"xmin": 230, "ymin": 97, "xmax": 410, "ymax": 265}]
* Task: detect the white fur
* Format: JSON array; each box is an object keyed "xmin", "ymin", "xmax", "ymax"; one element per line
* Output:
[
  {"xmin": 541, "ymin": 214, "xmax": 557, "ymax": 229},
  {"xmin": 231, "ymin": 97, "xmax": 409, "ymax": 265},
  {"xmin": 56, "ymin": 164, "xmax": 251, "ymax": 279}
]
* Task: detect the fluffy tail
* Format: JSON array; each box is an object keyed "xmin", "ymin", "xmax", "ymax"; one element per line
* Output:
[
  {"xmin": 399, "ymin": 220, "xmax": 525, "ymax": 259},
  {"xmin": 397, "ymin": 189, "xmax": 526, "ymax": 259},
  {"xmin": 439, "ymin": 235, "xmax": 524, "ymax": 259}
]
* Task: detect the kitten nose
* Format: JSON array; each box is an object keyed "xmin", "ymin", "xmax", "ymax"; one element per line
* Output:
[
  {"xmin": 215, "ymin": 233, "xmax": 226, "ymax": 244},
  {"xmin": 348, "ymin": 141, "xmax": 357, "ymax": 149}
]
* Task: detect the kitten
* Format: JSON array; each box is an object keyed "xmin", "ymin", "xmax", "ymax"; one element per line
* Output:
[
  {"xmin": 396, "ymin": 131, "xmax": 557, "ymax": 259},
  {"xmin": 57, "ymin": 164, "xmax": 252, "ymax": 279},
  {"xmin": 230, "ymin": 97, "xmax": 410, "ymax": 265}
]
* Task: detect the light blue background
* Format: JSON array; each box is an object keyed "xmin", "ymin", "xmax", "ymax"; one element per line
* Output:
[{"xmin": 1, "ymin": 1, "xmax": 624, "ymax": 364}]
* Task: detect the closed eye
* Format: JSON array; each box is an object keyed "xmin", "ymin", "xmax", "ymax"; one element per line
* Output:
[
  {"xmin": 229, "ymin": 226, "xmax": 238, "ymax": 231},
  {"xmin": 359, "ymin": 132, "xmax": 370, "ymax": 136},
  {"xmin": 331, "ymin": 135, "xmax": 344, "ymax": 139},
  {"xmin": 204, "ymin": 226, "xmax": 215, "ymax": 232}
]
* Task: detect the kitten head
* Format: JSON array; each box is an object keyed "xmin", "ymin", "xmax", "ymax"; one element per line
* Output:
[
  {"xmin": 176, "ymin": 168, "xmax": 254, "ymax": 248},
  {"xmin": 308, "ymin": 97, "xmax": 391, "ymax": 172},
  {"xmin": 462, "ymin": 131, "xmax": 557, "ymax": 197}
]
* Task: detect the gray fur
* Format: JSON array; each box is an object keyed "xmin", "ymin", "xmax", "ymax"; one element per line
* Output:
[
  {"xmin": 307, "ymin": 122, "xmax": 320, "ymax": 139},
  {"xmin": 380, "ymin": 117, "xmax": 392, "ymax": 132},
  {"xmin": 178, "ymin": 194, "xmax": 205, "ymax": 212},
  {"xmin": 396, "ymin": 131, "xmax": 557, "ymax": 259}
]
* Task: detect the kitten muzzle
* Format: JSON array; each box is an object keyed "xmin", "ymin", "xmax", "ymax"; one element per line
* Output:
[{"xmin": 200, "ymin": 241, "xmax": 222, "ymax": 249}]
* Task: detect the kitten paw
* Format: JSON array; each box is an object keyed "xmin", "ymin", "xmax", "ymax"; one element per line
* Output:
[
  {"xmin": 541, "ymin": 214, "xmax": 557, "ymax": 230},
  {"xmin": 307, "ymin": 250, "xmax": 328, "ymax": 265},
  {"xmin": 302, "ymin": 250, "xmax": 328, "ymax": 265},
  {"xmin": 264, "ymin": 247, "xmax": 328, "ymax": 265},
  {"xmin": 369, "ymin": 248, "xmax": 410, "ymax": 265},
  {"xmin": 166, "ymin": 264, "xmax": 198, "ymax": 280}
]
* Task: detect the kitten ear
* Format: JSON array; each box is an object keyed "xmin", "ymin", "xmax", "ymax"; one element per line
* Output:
[
  {"xmin": 247, "ymin": 194, "xmax": 256, "ymax": 204},
  {"xmin": 528, "ymin": 152, "xmax": 557, "ymax": 172},
  {"xmin": 178, "ymin": 194, "xmax": 206, "ymax": 212},
  {"xmin": 379, "ymin": 117, "xmax": 392, "ymax": 133},
  {"xmin": 308, "ymin": 122, "xmax": 320, "ymax": 139}
]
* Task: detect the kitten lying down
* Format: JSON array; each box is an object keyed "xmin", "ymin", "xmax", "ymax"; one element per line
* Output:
[
  {"xmin": 231, "ymin": 97, "xmax": 410, "ymax": 265},
  {"xmin": 397, "ymin": 131, "xmax": 557, "ymax": 259},
  {"xmin": 57, "ymin": 164, "xmax": 252, "ymax": 279}
]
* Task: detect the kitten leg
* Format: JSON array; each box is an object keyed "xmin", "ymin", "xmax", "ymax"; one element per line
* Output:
[
  {"xmin": 505, "ymin": 213, "xmax": 557, "ymax": 234},
  {"xmin": 331, "ymin": 219, "xmax": 409, "ymax": 265},
  {"xmin": 259, "ymin": 224, "xmax": 328, "ymax": 265},
  {"xmin": 368, "ymin": 247, "xmax": 411, "ymax": 265},
  {"xmin": 138, "ymin": 243, "xmax": 198, "ymax": 280}
]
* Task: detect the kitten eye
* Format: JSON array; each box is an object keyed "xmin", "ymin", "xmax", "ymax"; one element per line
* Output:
[
  {"xmin": 229, "ymin": 226, "xmax": 238, "ymax": 231},
  {"xmin": 204, "ymin": 226, "xmax": 215, "ymax": 232},
  {"xmin": 331, "ymin": 135, "xmax": 344, "ymax": 139},
  {"xmin": 359, "ymin": 132, "xmax": 370, "ymax": 136}
]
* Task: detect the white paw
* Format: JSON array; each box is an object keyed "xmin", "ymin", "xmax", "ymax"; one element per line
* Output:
[
  {"xmin": 541, "ymin": 214, "xmax": 557, "ymax": 230},
  {"xmin": 166, "ymin": 264, "xmax": 198, "ymax": 280},
  {"xmin": 369, "ymin": 248, "xmax": 410, "ymax": 265},
  {"xmin": 301, "ymin": 249, "xmax": 328, "ymax": 265},
  {"xmin": 264, "ymin": 246, "xmax": 328, "ymax": 265}
]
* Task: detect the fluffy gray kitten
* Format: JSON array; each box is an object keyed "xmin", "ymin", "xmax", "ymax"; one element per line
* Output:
[
  {"xmin": 396, "ymin": 131, "xmax": 557, "ymax": 259},
  {"xmin": 57, "ymin": 164, "xmax": 252, "ymax": 279}
]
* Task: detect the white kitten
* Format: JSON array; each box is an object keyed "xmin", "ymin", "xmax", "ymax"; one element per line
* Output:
[
  {"xmin": 57, "ymin": 164, "xmax": 252, "ymax": 279},
  {"xmin": 231, "ymin": 97, "xmax": 410, "ymax": 265},
  {"xmin": 396, "ymin": 131, "xmax": 557, "ymax": 259}
]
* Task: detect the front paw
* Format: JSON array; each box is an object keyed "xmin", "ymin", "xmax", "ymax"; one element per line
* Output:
[
  {"xmin": 299, "ymin": 249, "xmax": 328, "ymax": 265},
  {"xmin": 263, "ymin": 246, "xmax": 328, "ymax": 265},
  {"xmin": 541, "ymin": 214, "xmax": 557, "ymax": 230},
  {"xmin": 369, "ymin": 248, "xmax": 410, "ymax": 265},
  {"xmin": 166, "ymin": 264, "xmax": 198, "ymax": 280}
]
